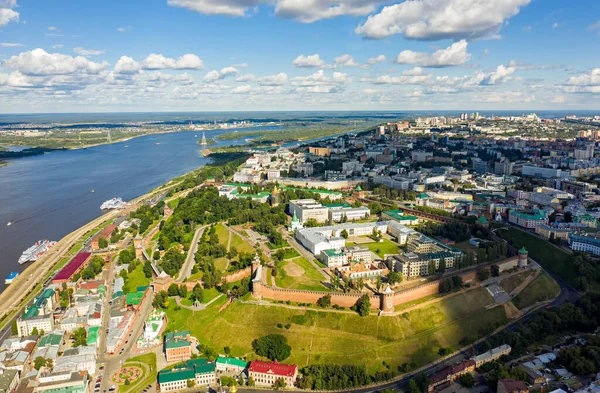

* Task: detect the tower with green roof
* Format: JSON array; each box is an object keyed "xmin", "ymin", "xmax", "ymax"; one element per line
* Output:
[{"xmin": 518, "ymin": 246, "xmax": 528, "ymax": 268}]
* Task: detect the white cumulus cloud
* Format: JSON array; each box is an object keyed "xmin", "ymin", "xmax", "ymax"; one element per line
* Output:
[
  {"xmin": 481, "ymin": 64, "xmax": 516, "ymax": 85},
  {"xmin": 142, "ymin": 54, "xmax": 204, "ymax": 70},
  {"xmin": 355, "ymin": 0, "xmax": 530, "ymax": 40},
  {"xmin": 0, "ymin": 7, "xmax": 18, "ymax": 27},
  {"xmin": 2, "ymin": 48, "xmax": 108, "ymax": 75},
  {"xmin": 114, "ymin": 56, "xmax": 141, "ymax": 74},
  {"xmin": 167, "ymin": 0, "xmax": 383, "ymax": 22},
  {"xmin": 203, "ymin": 66, "xmax": 239, "ymax": 82},
  {"xmin": 333, "ymin": 54, "xmax": 358, "ymax": 68},
  {"xmin": 395, "ymin": 40, "xmax": 471, "ymax": 68},
  {"xmin": 232, "ymin": 84, "xmax": 252, "ymax": 94},
  {"xmin": 236, "ymin": 74, "xmax": 255, "ymax": 82},
  {"xmin": 258, "ymin": 72, "xmax": 288, "ymax": 86},
  {"xmin": 292, "ymin": 54, "xmax": 325, "ymax": 68},
  {"xmin": 367, "ymin": 55, "xmax": 386, "ymax": 64}
]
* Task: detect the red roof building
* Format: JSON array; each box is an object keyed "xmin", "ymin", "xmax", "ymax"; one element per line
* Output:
[
  {"xmin": 248, "ymin": 360, "xmax": 298, "ymax": 387},
  {"xmin": 91, "ymin": 224, "xmax": 117, "ymax": 250},
  {"xmin": 498, "ymin": 379, "xmax": 529, "ymax": 393},
  {"xmin": 52, "ymin": 252, "xmax": 92, "ymax": 284},
  {"xmin": 428, "ymin": 360, "xmax": 476, "ymax": 391}
]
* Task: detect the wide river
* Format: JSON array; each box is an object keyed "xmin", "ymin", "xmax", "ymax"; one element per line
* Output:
[{"xmin": 0, "ymin": 128, "xmax": 264, "ymax": 292}]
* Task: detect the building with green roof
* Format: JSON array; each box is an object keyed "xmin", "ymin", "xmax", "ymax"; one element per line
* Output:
[
  {"xmin": 158, "ymin": 358, "xmax": 216, "ymax": 391},
  {"xmin": 125, "ymin": 291, "xmax": 144, "ymax": 307},
  {"xmin": 39, "ymin": 332, "xmax": 63, "ymax": 348},
  {"xmin": 216, "ymin": 357, "xmax": 249, "ymax": 372},
  {"xmin": 165, "ymin": 331, "xmax": 192, "ymax": 362},
  {"xmin": 87, "ymin": 326, "xmax": 99, "ymax": 346},
  {"xmin": 382, "ymin": 210, "xmax": 420, "ymax": 225}
]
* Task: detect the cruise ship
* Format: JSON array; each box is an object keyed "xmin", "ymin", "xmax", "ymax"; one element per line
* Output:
[
  {"xmin": 5, "ymin": 272, "xmax": 18, "ymax": 284},
  {"xmin": 100, "ymin": 197, "xmax": 126, "ymax": 210},
  {"xmin": 18, "ymin": 240, "xmax": 57, "ymax": 264}
]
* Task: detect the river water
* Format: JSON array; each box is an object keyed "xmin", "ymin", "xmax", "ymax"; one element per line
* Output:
[{"xmin": 0, "ymin": 128, "xmax": 260, "ymax": 292}]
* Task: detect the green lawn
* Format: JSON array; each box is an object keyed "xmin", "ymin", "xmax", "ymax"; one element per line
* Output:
[
  {"xmin": 230, "ymin": 232, "xmax": 254, "ymax": 254},
  {"xmin": 275, "ymin": 257, "xmax": 328, "ymax": 291},
  {"xmin": 453, "ymin": 240, "xmax": 479, "ymax": 255},
  {"xmin": 497, "ymin": 228, "xmax": 576, "ymax": 286},
  {"xmin": 165, "ymin": 286, "xmax": 506, "ymax": 373},
  {"xmin": 214, "ymin": 224, "xmax": 230, "ymax": 248},
  {"xmin": 215, "ymin": 257, "xmax": 228, "ymax": 272},
  {"xmin": 348, "ymin": 238, "xmax": 399, "ymax": 258},
  {"xmin": 188, "ymin": 270, "xmax": 204, "ymax": 281},
  {"xmin": 499, "ymin": 271, "xmax": 532, "ymax": 294},
  {"xmin": 119, "ymin": 353, "xmax": 157, "ymax": 393},
  {"xmin": 123, "ymin": 265, "xmax": 150, "ymax": 294},
  {"xmin": 167, "ymin": 198, "xmax": 180, "ymax": 209},
  {"xmin": 513, "ymin": 271, "xmax": 560, "ymax": 310}
]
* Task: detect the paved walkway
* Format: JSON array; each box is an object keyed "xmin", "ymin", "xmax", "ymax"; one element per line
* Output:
[
  {"xmin": 176, "ymin": 225, "xmax": 207, "ymax": 282},
  {"xmin": 174, "ymin": 294, "xmax": 224, "ymax": 311}
]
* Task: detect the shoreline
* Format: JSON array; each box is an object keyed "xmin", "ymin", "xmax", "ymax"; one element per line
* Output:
[{"xmin": 0, "ymin": 158, "xmax": 212, "ymax": 326}]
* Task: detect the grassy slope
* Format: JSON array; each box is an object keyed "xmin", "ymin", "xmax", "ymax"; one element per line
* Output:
[
  {"xmin": 499, "ymin": 271, "xmax": 531, "ymax": 294},
  {"xmin": 123, "ymin": 265, "xmax": 150, "ymax": 294},
  {"xmin": 165, "ymin": 286, "xmax": 506, "ymax": 373},
  {"xmin": 230, "ymin": 232, "xmax": 254, "ymax": 254},
  {"xmin": 497, "ymin": 228, "xmax": 575, "ymax": 285},
  {"xmin": 275, "ymin": 257, "xmax": 328, "ymax": 291},
  {"xmin": 513, "ymin": 271, "xmax": 560, "ymax": 310}
]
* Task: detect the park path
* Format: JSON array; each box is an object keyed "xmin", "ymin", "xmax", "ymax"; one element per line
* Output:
[
  {"xmin": 176, "ymin": 225, "xmax": 207, "ymax": 283},
  {"xmin": 224, "ymin": 228, "xmax": 233, "ymax": 271},
  {"xmin": 174, "ymin": 294, "xmax": 224, "ymax": 311}
]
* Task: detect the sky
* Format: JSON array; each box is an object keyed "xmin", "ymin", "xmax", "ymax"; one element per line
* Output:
[{"xmin": 0, "ymin": 0, "xmax": 599, "ymax": 113}]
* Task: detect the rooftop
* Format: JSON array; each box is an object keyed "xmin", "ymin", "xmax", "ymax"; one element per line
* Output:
[{"xmin": 249, "ymin": 360, "xmax": 297, "ymax": 377}]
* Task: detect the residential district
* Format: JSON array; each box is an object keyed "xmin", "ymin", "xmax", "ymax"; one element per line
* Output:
[{"xmin": 2, "ymin": 113, "xmax": 600, "ymax": 393}]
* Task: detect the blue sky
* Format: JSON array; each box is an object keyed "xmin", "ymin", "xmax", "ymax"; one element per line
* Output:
[{"xmin": 0, "ymin": 0, "xmax": 599, "ymax": 113}]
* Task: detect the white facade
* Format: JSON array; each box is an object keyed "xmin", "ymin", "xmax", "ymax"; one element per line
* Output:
[
  {"xmin": 288, "ymin": 199, "xmax": 329, "ymax": 224},
  {"xmin": 17, "ymin": 315, "xmax": 54, "ymax": 337},
  {"xmin": 329, "ymin": 206, "xmax": 370, "ymax": 222}
]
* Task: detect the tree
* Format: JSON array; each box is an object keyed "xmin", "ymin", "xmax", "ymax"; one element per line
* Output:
[
  {"xmin": 11, "ymin": 321, "xmax": 18, "ymax": 336},
  {"xmin": 317, "ymin": 294, "xmax": 331, "ymax": 308},
  {"xmin": 340, "ymin": 229, "xmax": 349, "ymax": 239},
  {"xmin": 491, "ymin": 264, "xmax": 500, "ymax": 277},
  {"xmin": 355, "ymin": 294, "xmax": 371, "ymax": 317},
  {"xmin": 330, "ymin": 275, "xmax": 340, "ymax": 291},
  {"xmin": 439, "ymin": 258, "xmax": 446, "ymax": 273},
  {"xmin": 388, "ymin": 271, "xmax": 402, "ymax": 285},
  {"xmin": 375, "ymin": 276, "xmax": 383, "ymax": 292},
  {"xmin": 153, "ymin": 250, "xmax": 160, "ymax": 260},
  {"xmin": 458, "ymin": 373, "xmax": 475, "ymax": 388},
  {"xmin": 304, "ymin": 218, "xmax": 319, "ymax": 228},
  {"xmin": 224, "ymin": 346, "xmax": 231, "ymax": 355},
  {"xmin": 273, "ymin": 378, "xmax": 287, "ymax": 389},
  {"xmin": 143, "ymin": 261, "xmax": 153, "ymax": 279},
  {"xmin": 428, "ymin": 260, "xmax": 436, "ymax": 275},
  {"xmin": 191, "ymin": 284, "xmax": 204, "ymax": 303},
  {"xmin": 153, "ymin": 290, "xmax": 168, "ymax": 309},
  {"xmin": 178, "ymin": 284, "xmax": 188, "ymax": 298},
  {"xmin": 98, "ymin": 237, "xmax": 108, "ymax": 249},
  {"xmin": 168, "ymin": 283, "xmax": 180, "ymax": 297},
  {"xmin": 34, "ymin": 356, "xmax": 46, "ymax": 370},
  {"xmin": 252, "ymin": 334, "xmax": 291, "ymax": 361},
  {"xmin": 415, "ymin": 373, "xmax": 430, "ymax": 393},
  {"xmin": 31, "ymin": 327, "xmax": 39, "ymax": 336},
  {"xmin": 476, "ymin": 266, "xmax": 490, "ymax": 281},
  {"xmin": 247, "ymin": 376, "xmax": 255, "ymax": 387},
  {"xmin": 119, "ymin": 249, "xmax": 134, "ymax": 265},
  {"xmin": 407, "ymin": 380, "xmax": 421, "ymax": 393},
  {"xmin": 186, "ymin": 379, "xmax": 195, "ymax": 388},
  {"xmin": 72, "ymin": 327, "xmax": 87, "ymax": 347},
  {"xmin": 564, "ymin": 211, "xmax": 573, "ymax": 223}
]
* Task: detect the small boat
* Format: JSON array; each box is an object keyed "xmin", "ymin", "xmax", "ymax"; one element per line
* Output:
[
  {"xmin": 124, "ymin": 145, "xmax": 129, "ymax": 148},
  {"xmin": 155, "ymin": 142, "xmax": 160, "ymax": 145},
  {"xmin": 90, "ymin": 190, "xmax": 95, "ymax": 193},
  {"xmin": 7, "ymin": 222, "xmax": 12, "ymax": 226},
  {"xmin": 5, "ymin": 272, "xmax": 18, "ymax": 284}
]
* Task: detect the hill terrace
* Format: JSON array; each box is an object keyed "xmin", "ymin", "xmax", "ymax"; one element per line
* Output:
[{"xmin": 52, "ymin": 252, "xmax": 92, "ymax": 284}]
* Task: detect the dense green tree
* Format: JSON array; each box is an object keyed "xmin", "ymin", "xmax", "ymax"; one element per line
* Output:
[
  {"xmin": 98, "ymin": 237, "xmax": 108, "ymax": 249},
  {"xmin": 72, "ymin": 327, "xmax": 87, "ymax": 347},
  {"xmin": 252, "ymin": 334, "xmax": 291, "ymax": 361},
  {"xmin": 34, "ymin": 356, "xmax": 47, "ymax": 370},
  {"xmin": 476, "ymin": 266, "xmax": 490, "ymax": 281},
  {"xmin": 354, "ymin": 294, "xmax": 371, "ymax": 317},
  {"xmin": 143, "ymin": 261, "xmax": 153, "ymax": 279},
  {"xmin": 317, "ymin": 294, "xmax": 331, "ymax": 308}
]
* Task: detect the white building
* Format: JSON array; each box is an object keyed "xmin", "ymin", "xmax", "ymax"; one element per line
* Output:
[
  {"xmin": 288, "ymin": 199, "xmax": 329, "ymax": 224},
  {"xmin": 328, "ymin": 206, "xmax": 370, "ymax": 222}
]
